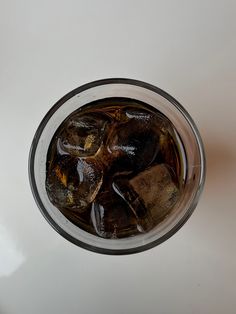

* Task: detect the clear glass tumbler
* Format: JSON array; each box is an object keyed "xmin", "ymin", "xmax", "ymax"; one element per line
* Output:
[{"xmin": 29, "ymin": 78, "xmax": 205, "ymax": 254}]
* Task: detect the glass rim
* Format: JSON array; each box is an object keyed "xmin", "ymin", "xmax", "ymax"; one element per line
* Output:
[{"xmin": 28, "ymin": 78, "xmax": 206, "ymax": 255}]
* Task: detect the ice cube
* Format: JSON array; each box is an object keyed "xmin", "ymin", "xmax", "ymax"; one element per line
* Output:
[
  {"xmin": 46, "ymin": 156, "xmax": 103, "ymax": 213},
  {"xmin": 112, "ymin": 179, "xmax": 154, "ymax": 232},
  {"xmin": 129, "ymin": 164, "xmax": 180, "ymax": 222},
  {"xmin": 57, "ymin": 112, "xmax": 109, "ymax": 157},
  {"xmin": 90, "ymin": 189, "xmax": 140, "ymax": 238},
  {"xmin": 106, "ymin": 109, "xmax": 161, "ymax": 172}
]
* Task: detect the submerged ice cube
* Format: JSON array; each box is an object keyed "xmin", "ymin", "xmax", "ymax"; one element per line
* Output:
[
  {"xmin": 129, "ymin": 164, "xmax": 180, "ymax": 222},
  {"xmin": 57, "ymin": 112, "xmax": 109, "ymax": 157},
  {"xmin": 106, "ymin": 108, "xmax": 162, "ymax": 172},
  {"xmin": 46, "ymin": 156, "xmax": 103, "ymax": 213},
  {"xmin": 90, "ymin": 190, "xmax": 139, "ymax": 239}
]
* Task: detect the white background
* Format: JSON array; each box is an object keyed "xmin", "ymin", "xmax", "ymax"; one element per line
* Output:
[{"xmin": 0, "ymin": 1, "xmax": 236, "ymax": 313}]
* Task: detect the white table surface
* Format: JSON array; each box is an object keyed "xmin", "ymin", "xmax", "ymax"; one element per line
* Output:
[{"xmin": 1, "ymin": 1, "xmax": 236, "ymax": 313}]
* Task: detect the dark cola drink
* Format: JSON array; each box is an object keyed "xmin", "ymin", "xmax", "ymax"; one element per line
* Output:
[{"xmin": 46, "ymin": 98, "xmax": 185, "ymax": 239}]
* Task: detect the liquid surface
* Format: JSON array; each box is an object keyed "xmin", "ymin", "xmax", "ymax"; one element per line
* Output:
[{"xmin": 46, "ymin": 98, "xmax": 185, "ymax": 238}]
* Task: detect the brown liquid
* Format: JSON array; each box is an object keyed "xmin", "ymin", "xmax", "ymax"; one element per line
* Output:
[{"xmin": 46, "ymin": 98, "xmax": 185, "ymax": 238}]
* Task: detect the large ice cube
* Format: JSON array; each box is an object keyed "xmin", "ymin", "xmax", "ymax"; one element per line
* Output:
[
  {"xmin": 57, "ymin": 112, "xmax": 109, "ymax": 157},
  {"xmin": 129, "ymin": 164, "xmax": 180, "ymax": 222},
  {"xmin": 46, "ymin": 156, "xmax": 103, "ymax": 213},
  {"xmin": 90, "ymin": 190, "xmax": 139, "ymax": 238},
  {"xmin": 112, "ymin": 179, "xmax": 154, "ymax": 233},
  {"xmin": 106, "ymin": 108, "xmax": 161, "ymax": 172}
]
